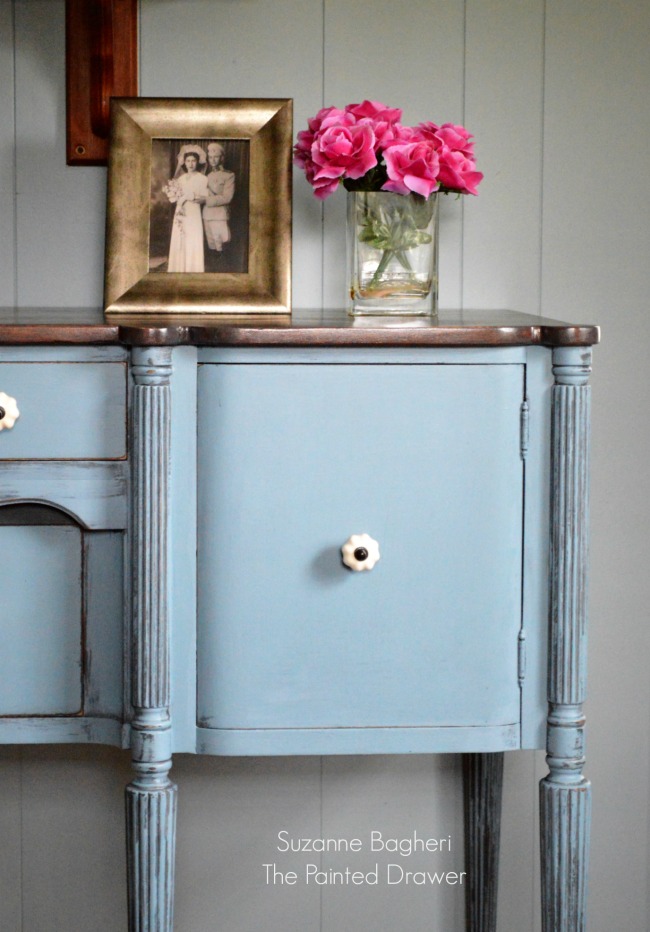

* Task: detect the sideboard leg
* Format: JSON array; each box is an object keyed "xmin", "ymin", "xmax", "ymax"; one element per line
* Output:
[
  {"xmin": 463, "ymin": 751, "xmax": 504, "ymax": 932},
  {"xmin": 126, "ymin": 348, "xmax": 176, "ymax": 932},
  {"xmin": 540, "ymin": 347, "xmax": 592, "ymax": 932},
  {"xmin": 126, "ymin": 764, "xmax": 177, "ymax": 932}
]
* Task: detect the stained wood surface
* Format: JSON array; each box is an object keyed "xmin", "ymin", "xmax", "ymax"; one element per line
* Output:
[
  {"xmin": 0, "ymin": 307, "xmax": 599, "ymax": 347},
  {"xmin": 65, "ymin": 0, "xmax": 138, "ymax": 165}
]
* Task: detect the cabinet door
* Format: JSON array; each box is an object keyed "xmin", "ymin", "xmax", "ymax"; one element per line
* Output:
[
  {"xmin": 0, "ymin": 505, "xmax": 124, "ymax": 724},
  {"xmin": 0, "ymin": 521, "xmax": 82, "ymax": 714},
  {"xmin": 197, "ymin": 363, "xmax": 524, "ymax": 752}
]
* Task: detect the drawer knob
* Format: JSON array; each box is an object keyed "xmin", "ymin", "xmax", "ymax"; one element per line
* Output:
[
  {"xmin": 341, "ymin": 533, "xmax": 380, "ymax": 572},
  {"xmin": 0, "ymin": 392, "xmax": 19, "ymax": 430}
]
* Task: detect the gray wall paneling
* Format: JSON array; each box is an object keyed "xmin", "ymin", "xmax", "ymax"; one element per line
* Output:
[
  {"xmin": 322, "ymin": 0, "xmax": 466, "ymax": 309},
  {"xmin": 463, "ymin": 0, "xmax": 545, "ymax": 314},
  {"xmin": 320, "ymin": 756, "xmax": 463, "ymax": 931},
  {"xmin": 0, "ymin": 749, "xmax": 22, "ymax": 932},
  {"xmin": 140, "ymin": 0, "xmax": 325, "ymax": 309},
  {"xmin": 173, "ymin": 757, "xmax": 322, "ymax": 932},
  {"xmin": 13, "ymin": 0, "xmax": 105, "ymax": 308},
  {"xmin": 0, "ymin": 1, "xmax": 16, "ymax": 306},
  {"xmin": 542, "ymin": 4, "xmax": 650, "ymax": 930}
]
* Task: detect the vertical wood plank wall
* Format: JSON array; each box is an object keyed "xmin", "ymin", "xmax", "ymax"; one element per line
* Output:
[{"xmin": 1, "ymin": 1, "xmax": 649, "ymax": 929}]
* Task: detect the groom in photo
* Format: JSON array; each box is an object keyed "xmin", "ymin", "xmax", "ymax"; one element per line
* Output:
[{"xmin": 203, "ymin": 142, "xmax": 235, "ymax": 271}]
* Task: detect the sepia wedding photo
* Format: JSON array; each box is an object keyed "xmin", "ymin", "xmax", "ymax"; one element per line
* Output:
[{"xmin": 149, "ymin": 137, "xmax": 250, "ymax": 275}]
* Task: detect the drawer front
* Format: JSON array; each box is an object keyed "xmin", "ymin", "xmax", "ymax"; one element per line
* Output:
[
  {"xmin": 197, "ymin": 363, "xmax": 524, "ymax": 739},
  {"xmin": 0, "ymin": 362, "xmax": 126, "ymax": 460}
]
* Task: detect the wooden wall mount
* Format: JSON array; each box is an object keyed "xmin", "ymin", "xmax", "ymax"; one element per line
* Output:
[{"xmin": 66, "ymin": 0, "xmax": 138, "ymax": 166}]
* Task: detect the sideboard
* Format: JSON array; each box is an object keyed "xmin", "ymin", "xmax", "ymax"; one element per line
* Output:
[{"xmin": 0, "ymin": 307, "xmax": 599, "ymax": 931}]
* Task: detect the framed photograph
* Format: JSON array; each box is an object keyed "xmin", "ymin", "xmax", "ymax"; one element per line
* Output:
[{"xmin": 104, "ymin": 98, "xmax": 292, "ymax": 315}]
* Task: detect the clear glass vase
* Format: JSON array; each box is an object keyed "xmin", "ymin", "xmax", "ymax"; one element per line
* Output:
[{"xmin": 347, "ymin": 190, "xmax": 439, "ymax": 317}]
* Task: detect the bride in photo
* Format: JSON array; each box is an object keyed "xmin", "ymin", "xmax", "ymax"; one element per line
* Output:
[{"xmin": 165, "ymin": 145, "xmax": 210, "ymax": 272}]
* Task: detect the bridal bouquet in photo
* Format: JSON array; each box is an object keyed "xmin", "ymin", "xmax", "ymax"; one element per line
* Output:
[
  {"xmin": 294, "ymin": 101, "xmax": 483, "ymax": 316},
  {"xmin": 162, "ymin": 178, "xmax": 187, "ymax": 232},
  {"xmin": 162, "ymin": 178, "xmax": 184, "ymax": 203}
]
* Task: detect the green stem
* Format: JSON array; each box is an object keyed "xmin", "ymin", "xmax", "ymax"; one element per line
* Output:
[
  {"xmin": 395, "ymin": 249, "xmax": 414, "ymax": 273},
  {"xmin": 369, "ymin": 248, "xmax": 395, "ymax": 289}
]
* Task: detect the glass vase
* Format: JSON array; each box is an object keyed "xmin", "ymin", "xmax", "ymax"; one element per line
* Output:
[{"xmin": 347, "ymin": 190, "xmax": 439, "ymax": 317}]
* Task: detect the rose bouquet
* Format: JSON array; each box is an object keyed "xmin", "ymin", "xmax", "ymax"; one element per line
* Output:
[
  {"xmin": 293, "ymin": 100, "xmax": 482, "ymax": 200},
  {"xmin": 294, "ymin": 101, "xmax": 483, "ymax": 314}
]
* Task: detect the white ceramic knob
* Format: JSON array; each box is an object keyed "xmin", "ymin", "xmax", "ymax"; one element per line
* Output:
[
  {"xmin": 0, "ymin": 392, "xmax": 19, "ymax": 430},
  {"xmin": 341, "ymin": 533, "xmax": 380, "ymax": 572}
]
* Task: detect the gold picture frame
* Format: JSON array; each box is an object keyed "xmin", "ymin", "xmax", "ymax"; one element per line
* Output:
[{"xmin": 104, "ymin": 98, "xmax": 292, "ymax": 316}]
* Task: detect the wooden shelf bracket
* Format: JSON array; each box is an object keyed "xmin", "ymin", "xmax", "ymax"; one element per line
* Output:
[{"xmin": 66, "ymin": 0, "xmax": 138, "ymax": 166}]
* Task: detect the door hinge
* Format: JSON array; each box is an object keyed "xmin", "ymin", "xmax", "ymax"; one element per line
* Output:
[
  {"xmin": 518, "ymin": 630, "xmax": 526, "ymax": 686},
  {"xmin": 520, "ymin": 397, "xmax": 530, "ymax": 460}
]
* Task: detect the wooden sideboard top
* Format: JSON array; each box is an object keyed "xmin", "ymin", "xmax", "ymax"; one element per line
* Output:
[{"xmin": 0, "ymin": 307, "xmax": 600, "ymax": 347}]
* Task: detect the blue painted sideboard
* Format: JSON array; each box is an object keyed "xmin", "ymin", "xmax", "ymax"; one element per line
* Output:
[{"xmin": 0, "ymin": 308, "xmax": 599, "ymax": 931}]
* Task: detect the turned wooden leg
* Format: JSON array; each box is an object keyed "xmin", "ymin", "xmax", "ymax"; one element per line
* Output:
[
  {"xmin": 540, "ymin": 347, "xmax": 592, "ymax": 931},
  {"xmin": 126, "ymin": 348, "xmax": 177, "ymax": 932},
  {"xmin": 463, "ymin": 751, "xmax": 504, "ymax": 932}
]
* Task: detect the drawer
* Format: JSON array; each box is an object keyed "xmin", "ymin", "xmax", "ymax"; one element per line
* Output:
[
  {"xmin": 196, "ymin": 362, "xmax": 525, "ymax": 752},
  {"xmin": 0, "ymin": 362, "xmax": 127, "ymax": 460}
]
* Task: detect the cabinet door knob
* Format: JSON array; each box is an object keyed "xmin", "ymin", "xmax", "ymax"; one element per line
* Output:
[
  {"xmin": 341, "ymin": 533, "xmax": 380, "ymax": 571},
  {"xmin": 0, "ymin": 392, "xmax": 19, "ymax": 430}
]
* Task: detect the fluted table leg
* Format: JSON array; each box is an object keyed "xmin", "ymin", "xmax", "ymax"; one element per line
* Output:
[
  {"xmin": 463, "ymin": 752, "xmax": 504, "ymax": 932},
  {"xmin": 540, "ymin": 346, "xmax": 592, "ymax": 931},
  {"xmin": 126, "ymin": 347, "xmax": 176, "ymax": 932}
]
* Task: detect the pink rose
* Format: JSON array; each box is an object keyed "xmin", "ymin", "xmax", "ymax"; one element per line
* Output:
[
  {"xmin": 368, "ymin": 120, "xmax": 415, "ymax": 151},
  {"xmin": 293, "ymin": 129, "xmax": 315, "ymax": 171},
  {"xmin": 344, "ymin": 101, "xmax": 405, "ymax": 153},
  {"xmin": 293, "ymin": 108, "xmax": 358, "ymax": 198},
  {"xmin": 311, "ymin": 174, "xmax": 344, "ymax": 200},
  {"xmin": 345, "ymin": 100, "xmax": 403, "ymax": 124},
  {"xmin": 436, "ymin": 123, "xmax": 476, "ymax": 156},
  {"xmin": 311, "ymin": 122, "xmax": 378, "ymax": 185},
  {"xmin": 382, "ymin": 140, "xmax": 441, "ymax": 198},
  {"xmin": 437, "ymin": 149, "xmax": 483, "ymax": 195},
  {"xmin": 307, "ymin": 106, "xmax": 352, "ymax": 134},
  {"xmin": 416, "ymin": 121, "xmax": 475, "ymax": 157},
  {"xmin": 293, "ymin": 107, "xmax": 353, "ymax": 168}
]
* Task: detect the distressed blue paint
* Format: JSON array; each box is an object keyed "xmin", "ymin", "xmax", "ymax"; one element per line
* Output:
[
  {"xmin": 126, "ymin": 346, "xmax": 176, "ymax": 932},
  {"xmin": 197, "ymin": 344, "xmax": 528, "ymax": 366},
  {"xmin": 0, "ymin": 333, "xmax": 596, "ymax": 932},
  {"xmin": 0, "ymin": 460, "xmax": 128, "ymax": 528},
  {"xmin": 0, "ymin": 346, "xmax": 127, "ymax": 364},
  {"xmin": 167, "ymin": 347, "xmax": 199, "ymax": 753},
  {"xmin": 197, "ymin": 362, "xmax": 524, "ymax": 749},
  {"xmin": 540, "ymin": 345, "xmax": 592, "ymax": 931},
  {"xmin": 84, "ymin": 531, "xmax": 125, "ymax": 718},
  {"xmin": 521, "ymin": 347, "xmax": 553, "ymax": 749},
  {"xmin": 0, "ymin": 362, "xmax": 126, "ymax": 459},
  {"xmin": 0, "ymin": 717, "xmax": 126, "ymax": 745},
  {"xmin": 0, "ymin": 525, "xmax": 82, "ymax": 714},
  {"xmin": 195, "ymin": 723, "xmax": 520, "ymax": 757}
]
